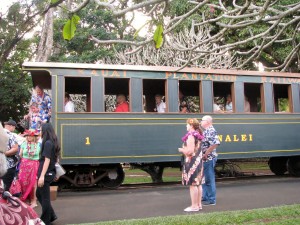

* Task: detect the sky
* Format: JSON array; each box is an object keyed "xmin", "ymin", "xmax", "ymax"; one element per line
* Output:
[{"xmin": 0, "ymin": 1, "xmax": 16, "ymax": 12}]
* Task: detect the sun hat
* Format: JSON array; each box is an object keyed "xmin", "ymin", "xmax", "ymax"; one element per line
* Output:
[{"xmin": 23, "ymin": 129, "xmax": 40, "ymax": 136}]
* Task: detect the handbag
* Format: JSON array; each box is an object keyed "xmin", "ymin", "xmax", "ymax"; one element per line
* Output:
[
  {"xmin": 1, "ymin": 187, "xmax": 45, "ymax": 225},
  {"xmin": 9, "ymin": 177, "xmax": 22, "ymax": 197},
  {"xmin": 55, "ymin": 163, "xmax": 66, "ymax": 179}
]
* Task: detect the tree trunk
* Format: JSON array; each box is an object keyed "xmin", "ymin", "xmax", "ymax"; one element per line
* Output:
[{"xmin": 36, "ymin": 8, "xmax": 54, "ymax": 62}]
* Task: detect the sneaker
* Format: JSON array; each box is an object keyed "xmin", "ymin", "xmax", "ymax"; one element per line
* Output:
[
  {"xmin": 202, "ymin": 201, "xmax": 216, "ymax": 206},
  {"xmin": 184, "ymin": 206, "xmax": 199, "ymax": 212}
]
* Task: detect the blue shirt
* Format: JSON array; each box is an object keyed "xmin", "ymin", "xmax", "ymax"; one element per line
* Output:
[{"xmin": 31, "ymin": 93, "xmax": 52, "ymax": 119}]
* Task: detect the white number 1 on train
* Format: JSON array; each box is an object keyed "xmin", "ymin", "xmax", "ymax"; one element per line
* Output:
[{"xmin": 85, "ymin": 137, "xmax": 91, "ymax": 145}]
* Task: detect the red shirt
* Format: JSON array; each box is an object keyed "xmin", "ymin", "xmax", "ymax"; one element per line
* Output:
[{"xmin": 114, "ymin": 102, "xmax": 129, "ymax": 112}]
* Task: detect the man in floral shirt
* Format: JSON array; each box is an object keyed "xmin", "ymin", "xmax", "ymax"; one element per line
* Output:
[
  {"xmin": 1, "ymin": 119, "xmax": 19, "ymax": 191},
  {"xmin": 200, "ymin": 115, "xmax": 220, "ymax": 206}
]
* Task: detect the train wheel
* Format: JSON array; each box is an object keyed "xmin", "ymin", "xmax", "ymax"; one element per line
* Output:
[
  {"xmin": 268, "ymin": 157, "xmax": 288, "ymax": 175},
  {"xmin": 287, "ymin": 157, "xmax": 300, "ymax": 177},
  {"xmin": 100, "ymin": 164, "xmax": 125, "ymax": 189}
]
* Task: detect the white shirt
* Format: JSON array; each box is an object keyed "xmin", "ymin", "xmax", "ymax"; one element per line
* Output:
[
  {"xmin": 156, "ymin": 101, "xmax": 166, "ymax": 113},
  {"xmin": 225, "ymin": 102, "xmax": 233, "ymax": 112},
  {"xmin": 213, "ymin": 103, "xmax": 220, "ymax": 112},
  {"xmin": 64, "ymin": 101, "xmax": 75, "ymax": 112}
]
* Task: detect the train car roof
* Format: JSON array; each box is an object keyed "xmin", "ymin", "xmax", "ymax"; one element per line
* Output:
[{"xmin": 22, "ymin": 61, "xmax": 300, "ymax": 78}]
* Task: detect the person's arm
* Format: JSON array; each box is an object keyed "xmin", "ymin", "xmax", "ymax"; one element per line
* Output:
[
  {"xmin": 178, "ymin": 136, "xmax": 195, "ymax": 156},
  {"xmin": 163, "ymin": 102, "xmax": 166, "ymax": 113},
  {"xmin": 5, "ymin": 144, "xmax": 18, "ymax": 156},
  {"xmin": 38, "ymin": 157, "xmax": 50, "ymax": 187},
  {"xmin": 202, "ymin": 144, "xmax": 218, "ymax": 160}
]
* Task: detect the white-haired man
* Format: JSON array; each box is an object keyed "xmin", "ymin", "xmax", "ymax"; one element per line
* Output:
[{"xmin": 200, "ymin": 115, "xmax": 220, "ymax": 206}]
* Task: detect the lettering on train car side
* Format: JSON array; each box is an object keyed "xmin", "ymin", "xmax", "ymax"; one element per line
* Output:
[
  {"xmin": 101, "ymin": 70, "xmax": 126, "ymax": 77},
  {"xmin": 165, "ymin": 72, "xmax": 237, "ymax": 81},
  {"xmin": 261, "ymin": 76, "xmax": 300, "ymax": 84},
  {"xmin": 218, "ymin": 134, "xmax": 253, "ymax": 142}
]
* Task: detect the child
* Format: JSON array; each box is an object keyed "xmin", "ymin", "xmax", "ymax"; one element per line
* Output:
[{"xmin": 29, "ymin": 102, "xmax": 48, "ymax": 130}]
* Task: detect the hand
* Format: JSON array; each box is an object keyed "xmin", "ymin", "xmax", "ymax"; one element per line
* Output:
[
  {"xmin": 178, "ymin": 148, "xmax": 183, "ymax": 153},
  {"xmin": 202, "ymin": 154, "xmax": 208, "ymax": 161},
  {"xmin": 38, "ymin": 177, "xmax": 45, "ymax": 187},
  {"xmin": 24, "ymin": 114, "xmax": 29, "ymax": 120}
]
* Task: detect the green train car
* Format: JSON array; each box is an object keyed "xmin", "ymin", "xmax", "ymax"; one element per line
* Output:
[{"xmin": 22, "ymin": 62, "xmax": 300, "ymax": 188}]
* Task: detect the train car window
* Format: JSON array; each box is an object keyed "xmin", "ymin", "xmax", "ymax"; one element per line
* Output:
[
  {"xmin": 273, "ymin": 84, "xmax": 292, "ymax": 113},
  {"xmin": 65, "ymin": 77, "xmax": 91, "ymax": 112},
  {"xmin": 213, "ymin": 82, "xmax": 234, "ymax": 113},
  {"xmin": 105, "ymin": 78, "xmax": 130, "ymax": 112},
  {"xmin": 143, "ymin": 79, "xmax": 166, "ymax": 113},
  {"xmin": 244, "ymin": 83, "xmax": 262, "ymax": 112},
  {"xmin": 179, "ymin": 80, "xmax": 200, "ymax": 113}
]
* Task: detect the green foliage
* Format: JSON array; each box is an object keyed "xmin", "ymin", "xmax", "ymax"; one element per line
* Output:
[
  {"xmin": 51, "ymin": 2, "xmax": 135, "ymax": 63},
  {"xmin": 0, "ymin": 2, "xmax": 41, "ymax": 123},
  {"xmin": 153, "ymin": 23, "xmax": 164, "ymax": 49},
  {"xmin": 63, "ymin": 14, "xmax": 80, "ymax": 41},
  {"xmin": 278, "ymin": 98, "xmax": 289, "ymax": 112},
  {"xmin": 169, "ymin": 0, "xmax": 191, "ymax": 16},
  {"xmin": 0, "ymin": 39, "xmax": 33, "ymax": 122}
]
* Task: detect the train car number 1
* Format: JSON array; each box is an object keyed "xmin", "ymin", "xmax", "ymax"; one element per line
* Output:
[{"xmin": 85, "ymin": 137, "xmax": 91, "ymax": 145}]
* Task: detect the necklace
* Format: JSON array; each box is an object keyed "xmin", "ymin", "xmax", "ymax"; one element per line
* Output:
[{"xmin": 27, "ymin": 141, "xmax": 37, "ymax": 158}]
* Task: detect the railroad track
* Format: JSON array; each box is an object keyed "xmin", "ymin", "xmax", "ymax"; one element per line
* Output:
[{"xmin": 58, "ymin": 172, "xmax": 285, "ymax": 192}]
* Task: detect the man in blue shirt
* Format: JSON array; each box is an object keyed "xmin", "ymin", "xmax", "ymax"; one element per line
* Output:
[{"xmin": 200, "ymin": 115, "xmax": 220, "ymax": 205}]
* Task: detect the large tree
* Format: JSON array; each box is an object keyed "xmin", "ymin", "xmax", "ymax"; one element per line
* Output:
[
  {"xmin": 50, "ymin": 0, "xmax": 136, "ymax": 63},
  {"xmin": 0, "ymin": 0, "xmax": 64, "ymax": 123},
  {"xmin": 65, "ymin": 0, "xmax": 300, "ymax": 72}
]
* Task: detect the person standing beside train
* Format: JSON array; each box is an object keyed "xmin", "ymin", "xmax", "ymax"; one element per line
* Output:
[
  {"xmin": 37, "ymin": 123, "xmax": 60, "ymax": 224},
  {"xmin": 200, "ymin": 115, "xmax": 220, "ymax": 206},
  {"xmin": 18, "ymin": 129, "xmax": 41, "ymax": 208},
  {"xmin": 1, "ymin": 119, "xmax": 19, "ymax": 191},
  {"xmin": 179, "ymin": 118, "xmax": 204, "ymax": 212}
]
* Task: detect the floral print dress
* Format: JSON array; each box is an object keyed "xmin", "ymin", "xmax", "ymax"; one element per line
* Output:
[{"xmin": 182, "ymin": 131, "xmax": 204, "ymax": 186}]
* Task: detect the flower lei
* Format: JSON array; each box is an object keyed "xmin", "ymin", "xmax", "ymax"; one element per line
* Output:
[
  {"xmin": 27, "ymin": 141, "xmax": 37, "ymax": 158},
  {"xmin": 181, "ymin": 131, "xmax": 204, "ymax": 143}
]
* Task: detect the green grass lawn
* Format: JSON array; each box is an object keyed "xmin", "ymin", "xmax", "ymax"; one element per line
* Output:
[
  {"xmin": 123, "ymin": 160, "xmax": 271, "ymax": 184},
  {"xmin": 123, "ymin": 168, "xmax": 181, "ymax": 184},
  {"xmin": 72, "ymin": 204, "xmax": 300, "ymax": 225}
]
